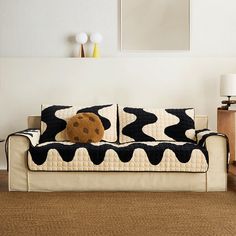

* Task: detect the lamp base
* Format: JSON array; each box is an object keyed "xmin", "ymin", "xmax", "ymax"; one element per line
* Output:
[{"xmin": 221, "ymin": 98, "xmax": 236, "ymax": 110}]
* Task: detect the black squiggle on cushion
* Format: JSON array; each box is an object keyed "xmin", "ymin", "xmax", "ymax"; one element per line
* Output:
[
  {"xmin": 164, "ymin": 109, "xmax": 195, "ymax": 142},
  {"xmin": 29, "ymin": 142, "xmax": 208, "ymax": 166},
  {"xmin": 77, "ymin": 104, "xmax": 112, "ymax": 130},
  {"xmin": 40, "ymin": 105, "xmax": 72, "ymax": 143},
  {"xmin": 122, "ymin": 108, "xmax": 158, "ymax": 141},
  {"xmin": 19, "ymin": 129, "xmax": 39, "ymax": 137}
]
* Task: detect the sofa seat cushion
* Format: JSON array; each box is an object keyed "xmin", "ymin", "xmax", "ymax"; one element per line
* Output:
[{"xmin": 28, "ymin": 141, "xmax": 208, "ymax": 172}]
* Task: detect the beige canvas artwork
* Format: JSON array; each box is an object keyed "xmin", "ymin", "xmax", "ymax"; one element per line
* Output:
[{"xmin": 121, "ymin": 0, "xmax": 190, "ymax": 50}]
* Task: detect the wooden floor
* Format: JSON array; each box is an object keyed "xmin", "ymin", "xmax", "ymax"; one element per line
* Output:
[
  {"xmin": 1, "ymin": 167, "xmax": 236, "ymax": 192},
  {"xmin": 0, "ymin": 170, "xmax": 7, "ymax": 192},
  {"xmin": 228, "ymin": 164, "xmax": 236, "ymax": 191}
]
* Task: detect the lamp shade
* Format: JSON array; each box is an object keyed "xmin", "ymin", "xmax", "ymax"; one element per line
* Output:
[
  {"xmin": 75, "ymin": 32, "xmax": 88, "ymax": 44},
  {"xmin": 220, "ymin": 74, "xmax": 236, "ymax": 97},
  {"xmin": 90, "ymin": 33, "xmax": 103, "ymax": 44}
]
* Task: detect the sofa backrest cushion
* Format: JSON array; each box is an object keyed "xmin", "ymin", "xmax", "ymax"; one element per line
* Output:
[
  {"xmin": 118, "ymin": 106, "xmax": 195, "ymax": 143},
  {"xmin": 40, "ymin": 104, "xmax": 117, "ymax": 143}
]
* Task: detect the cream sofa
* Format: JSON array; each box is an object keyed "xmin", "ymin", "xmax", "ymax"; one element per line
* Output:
[{"xmin": 7, "ymin": 114, "xmax": 228, "ymax": 192}]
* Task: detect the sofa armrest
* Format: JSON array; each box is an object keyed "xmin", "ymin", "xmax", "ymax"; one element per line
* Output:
[
  {"xmin": 196, "ymin": 129, "xmax": 228, "ymax": 147},
  {"xmin": 196, "ymin": 129, "xmax": 228, "ymax": 191},
  {"xmin": 6, "ymin": 129, "xmax": 40, "ymax": 191},
  {"xmin": 7, "ymin": 129, "xmax": 40, "ymax": 147}
]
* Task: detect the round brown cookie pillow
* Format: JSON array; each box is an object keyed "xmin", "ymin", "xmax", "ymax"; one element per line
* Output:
[{"xmin": 66, "ymin": 112, "xmax": 104, "ymax": 143}]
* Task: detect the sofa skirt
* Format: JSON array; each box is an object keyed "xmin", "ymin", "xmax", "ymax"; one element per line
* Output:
[{"xmin": 9, "ymin": 171, "xmax": 209, "ymax": 192}]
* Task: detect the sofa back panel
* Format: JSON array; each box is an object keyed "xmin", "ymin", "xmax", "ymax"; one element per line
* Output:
[
  {"xmin": 195, "ymin": 116, "xmax": 208, "ymax": 130},
  {"xmin": 118, "ymin": 106, "xmax": 196, "ymax": 143},
  {"xmin": 39, "ymin": 104, "xmax": 117, "ymax": 143},
  {"xmin": 28, "ymin": 116, "xmax": 41, "ymax": 129}
]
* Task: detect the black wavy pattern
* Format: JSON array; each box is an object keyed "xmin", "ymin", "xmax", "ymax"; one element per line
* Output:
[
  {"xmin": 77, "ymin": 104, "xmax": 112, "ymax": 130},
  {"xmin": 29, "ymin": 142, "xmax": 208, "ymax": 166},
  {"xmin": 122, "ymin": 108, "xmax": 158, "ymax": 141},
  {"xmin": 164, "ymin": 109, "xmax": 195, "ymax": 142},
  {"xmin": 40, "ymin": 105, "xmax": 72, "ymax": 143},
  {"xmin": 17, "ymin": 129, "xmax": 39, "ymax": 138}
]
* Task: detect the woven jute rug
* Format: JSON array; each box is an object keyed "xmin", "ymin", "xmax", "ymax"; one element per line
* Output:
[{"xmin": 0, "ymin": 191, "xmax": 236, "ymax": 235}]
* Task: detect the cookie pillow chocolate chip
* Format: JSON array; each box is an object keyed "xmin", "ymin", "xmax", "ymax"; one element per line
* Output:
[{"xmin": 66, "ymin": 113, "xmax": 104, "ymax": 143}]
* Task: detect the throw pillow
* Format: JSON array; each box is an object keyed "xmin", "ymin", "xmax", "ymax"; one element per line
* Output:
[
  {"xmin": 66, "ymin": 113, "xmax": 104, "ymax": 143},
  {"xmin": 118, "ymin": 106, "xmax": 195, "ymax": 143},
  {"xmin": 40, "ymin": 104, "xmax": 117, "ymax": 143}
]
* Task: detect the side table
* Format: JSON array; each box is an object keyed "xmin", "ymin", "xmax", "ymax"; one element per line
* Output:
[{"xmin": 217, "ymin": 108, "xmax": 236, "ymax": 164}]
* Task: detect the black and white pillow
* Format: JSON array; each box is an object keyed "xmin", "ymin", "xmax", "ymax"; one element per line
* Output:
[
  {"xmin": 118, "ymin": 106, "xmax": 195, "ymax": 143},
  {"xmin": 40, "ymin": 104, "xmax": 117, "ymax": 143}
]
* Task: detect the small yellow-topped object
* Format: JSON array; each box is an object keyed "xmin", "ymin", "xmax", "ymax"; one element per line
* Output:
[{"xmin": 93, "ymin": 43, "xmax": 100, "ymax": 58}]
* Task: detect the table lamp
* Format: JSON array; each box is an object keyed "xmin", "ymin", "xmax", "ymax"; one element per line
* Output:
[
  {"xmin": 90, "ymin": 33, "xmax": 103, "ymax": 58},
  {"xmin": 75, "ymin": 32, "xmax": 88, "ymax": 58},
  {"xmin": 220, "ymin": 74, "xmax": 236, "ymax": 109}
]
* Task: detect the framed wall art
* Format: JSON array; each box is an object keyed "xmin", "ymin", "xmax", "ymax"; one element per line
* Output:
[{"xmin": 121, "ymin": 0, "xmax": 190, "ymax": 51}]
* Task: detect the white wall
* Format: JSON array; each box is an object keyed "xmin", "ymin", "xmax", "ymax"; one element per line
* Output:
[
  {"xmin": 1, "ymin": 0, "xmax": 236, "ymax": 56},
  {"xmin": 1, "ymin": 0, "xmax": 236, "ymax": 169},
  {"xmin": 0, "ymin": 0, "xmax": 118, "ymax": 57}
]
